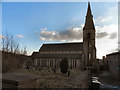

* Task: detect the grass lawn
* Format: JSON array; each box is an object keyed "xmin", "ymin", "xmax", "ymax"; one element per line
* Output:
[{"xmin": 14, "ymin": 67, "xmax": 82, "ymax": 88}]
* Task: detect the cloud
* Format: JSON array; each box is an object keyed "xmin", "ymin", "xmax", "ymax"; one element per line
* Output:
[
  {"xmin": 96, "ymin": 32, "xmax": 108, "ymax": 39},
  {"xmin": 95, "ymin": 5, "xmax": 117, "ymax": 26},
  {"xmin": 95, "ymin": 16, "xmax": 112, "ymax": 25},
  {"xmin": 39, "ymin": 24, "xmax": 117, "ymax": 41},
  {"xmin": 109, "ymin": 32, "xmax": 117, "ymax": 39},
  {"xmin": 0, "ymin": 34, "xmax": 7, "ymax": 39},
  {"xmin": 39, "ymin": 10, "xmax": 118, "ymax": 41},
  {"xmin": 95, "ymin": 24, "xmax": 118, "ymax": 39},
  {"xmin": 40, "ymin": 28, "xmax": 47, "ymax": 31},
  {"xmin": 40, "ymin": 26, "xmax": 83, "ymax": 41},
  {"xmin": 71, "ymin": 17, "xmax": 79, "ymax": 21},
  {"xmin": 16, "ymin": 34, "xmax": 24, "ymax": 38}
]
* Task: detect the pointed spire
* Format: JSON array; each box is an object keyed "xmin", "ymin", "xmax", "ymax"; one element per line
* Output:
[
  {"xmin": 83, "ymin": 2, "xmax": 95, "ymax": 30},
  {"xmin": 87, "ymin": 2, "xmax": 92, "ymax": 17}
]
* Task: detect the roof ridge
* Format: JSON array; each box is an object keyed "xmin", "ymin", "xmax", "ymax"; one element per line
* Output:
[{"xmin": 43, "ymin": 42, "xmax": 83, "ymax": 45}]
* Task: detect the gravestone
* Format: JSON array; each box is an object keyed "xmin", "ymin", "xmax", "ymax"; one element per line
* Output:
[{"xmin": 2, "ymin": 73, "xmax": 38, "ymax": 89}]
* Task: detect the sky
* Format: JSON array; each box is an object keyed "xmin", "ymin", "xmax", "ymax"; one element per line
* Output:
[{"xmin": 1, "ymin": 2, "xmax": 118, "ymax": 59}]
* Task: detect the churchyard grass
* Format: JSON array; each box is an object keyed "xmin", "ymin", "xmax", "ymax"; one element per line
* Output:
[{"xmin": 13, "ymin": 67, "xmax": 81, "ymax": 88}]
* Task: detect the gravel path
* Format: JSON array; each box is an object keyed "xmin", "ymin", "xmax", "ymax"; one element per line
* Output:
[{"xmin": 69, "ymin": 70, "xmax": 89, "ymax": 88}]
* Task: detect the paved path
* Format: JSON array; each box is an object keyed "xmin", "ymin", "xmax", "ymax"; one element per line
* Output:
[{"xmin": 69, "ymin": 70, "xmax": 89, "ymax": 88}]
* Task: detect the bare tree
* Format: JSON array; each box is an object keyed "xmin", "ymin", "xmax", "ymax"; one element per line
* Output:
[
  {"xmin": 2, "ymin": 35, "xmax": 5, "ymax": 51},
  {"xmin": 23, "ymin": 46, "xmax": 27, "ymax": 55},
  {"xmin": 14, "ymin": 44, "xmax": 19, "ymax": 54},
  {"xmin": 2, "ymin": 32, "xmax": 20, "ymax": 54},
  {"xmin": 2, "ymin": 32, "xmax": 28, "ymax": 72}
]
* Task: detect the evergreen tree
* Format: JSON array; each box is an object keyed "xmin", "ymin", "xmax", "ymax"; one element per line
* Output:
[{"xmin": 60, "ymin": 58, "xmax": 68, "ymax": 74}]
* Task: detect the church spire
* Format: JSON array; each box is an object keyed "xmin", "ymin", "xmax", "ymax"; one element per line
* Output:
[
  {"xmin": 83, "ymin": 2, "xmax": 95, "ymax": 30},
  {"xmin": 87, "ymin": 2, "xmax": 92, "ymax": 16}
]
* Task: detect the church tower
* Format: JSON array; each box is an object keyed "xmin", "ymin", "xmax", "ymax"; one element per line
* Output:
[{"xmin": 83, "ymin": 2, "xmax": 96, "ymax": 68}]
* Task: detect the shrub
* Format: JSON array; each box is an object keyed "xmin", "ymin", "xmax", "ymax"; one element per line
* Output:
[{"xmin": 60, "ymin": 58, "xmax": 68, "ymax": 74}]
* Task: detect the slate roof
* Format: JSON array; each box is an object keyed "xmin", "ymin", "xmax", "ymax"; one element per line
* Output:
[
  {"xmin": 106, "ymin": 52, "xmax": 120, "ymax": 56},
  {"xmin": 32, "ymin": 53, "xmax": 82, "ymax": 59},
  {"xmin": 31, "ymin": 42, "xmax": 83, "ymax": 59},
  {"xmin": 39, "ymin": 42, "xmax": 83, "ymax": 51}
]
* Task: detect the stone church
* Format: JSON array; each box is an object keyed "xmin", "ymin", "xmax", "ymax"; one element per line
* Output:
[{"xmin": 32, "ymin": 2, "xmax": 97, "ymax": 69}]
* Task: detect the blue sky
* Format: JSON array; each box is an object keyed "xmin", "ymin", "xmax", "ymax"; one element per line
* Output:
[{"xmin": 1, "ymin": 2, "xmax": 118, "ymax": 58}]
